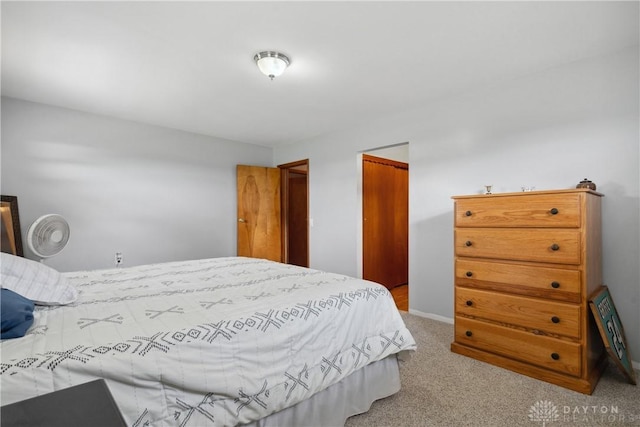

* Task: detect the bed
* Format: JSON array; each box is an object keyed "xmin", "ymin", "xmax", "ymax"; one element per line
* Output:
[{"xmin": 1, "ymin": 255, "xmax": 416, "ymax": 426}]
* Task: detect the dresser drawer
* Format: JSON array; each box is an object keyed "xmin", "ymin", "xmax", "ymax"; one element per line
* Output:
[
  {"xmin": 455, "ymin": 259, "xmax": 581, "ymax": 302},
  {"xmin": 455, "ymin": 193, "xmax": 581, "ymax": 228},
  {"xmin": 456, "ymin": 287, "xmax": 581, "ymax": 338},
  {"xmin": 455, "ymin": 228, "xmax": 581, "ymax": 264},
  {"xmin": 455, "ymin": 317, "xmax": 581, "ymax": 376}
]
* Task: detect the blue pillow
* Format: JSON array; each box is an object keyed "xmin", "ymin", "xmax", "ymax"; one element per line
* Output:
[{"xmin": 1, "ymin": 288, "xmax": 35, "ymax": 339}]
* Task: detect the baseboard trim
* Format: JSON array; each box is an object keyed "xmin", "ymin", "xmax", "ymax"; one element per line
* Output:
[{"xmin": 407, "ymin": 309, "xmax": 453, "ymax": 324}]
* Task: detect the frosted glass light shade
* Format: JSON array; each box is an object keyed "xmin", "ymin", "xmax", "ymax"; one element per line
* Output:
[{"xmin": 254, "ymin": 51, "xmax": 290, "ymax": 80}]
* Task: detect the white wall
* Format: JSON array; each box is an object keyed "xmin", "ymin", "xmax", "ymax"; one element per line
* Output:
[
  {"xmin": 1, "ymin": 97, "xmax": 272, "ymax": 271},
  {"xmin": 274, "ymin": 47, "xmax": 640, "ymax": 362},
  {"xmin": 364, "ymin": 144, "xmax": 409, "ymax": 163}
]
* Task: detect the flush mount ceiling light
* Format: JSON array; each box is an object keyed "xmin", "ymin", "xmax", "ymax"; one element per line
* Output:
[{"xmin": 254, "ymin": 51, "xmax": 290, "ymax": 80}]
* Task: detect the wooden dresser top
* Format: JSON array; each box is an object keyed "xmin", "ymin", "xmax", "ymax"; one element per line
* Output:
[{"xmin": 452, "ymin": 188, "xmax": 603, "ymax": 199}]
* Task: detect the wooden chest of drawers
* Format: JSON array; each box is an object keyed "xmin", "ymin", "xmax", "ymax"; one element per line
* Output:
[{"xmin": 450, "ymin": 189, "xmax": 606, "ymax": 394}]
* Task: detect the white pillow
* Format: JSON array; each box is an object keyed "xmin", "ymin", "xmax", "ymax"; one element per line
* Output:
[{"xmin": 1, "ymin": 252, "xmax": 78, "ymax": 305}]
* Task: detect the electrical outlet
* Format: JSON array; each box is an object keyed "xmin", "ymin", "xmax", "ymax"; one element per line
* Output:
[{"xmin": 115, "ymin": 252, "xmax": 123, "ymax": 266}]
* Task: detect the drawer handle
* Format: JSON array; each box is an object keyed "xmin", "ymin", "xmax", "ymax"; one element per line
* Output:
[
  {"xmin": 465, "ymin": 271, "xmax": 473, "ymax": 277},
  {"xmin": 551, "ymin": 353, "xmax": 560, "ymax": 360},
  {"xmin": 550, "ymin": 208, "xmax": 559, "ymax": 215},
  {"xmin": 465, "ymin": 241, "xmax": 473, "ymax": 247},
  {"xmin": 465, "ymin": 330, "xmax": 473, "ymax": 337},
  {"xmin": 466, "ymin": 300, "xmax": 473, "ymax": 306},
  {"xmin": 551, "ymin": 316, "xmax": 560, "ymax": 324},
  {"xmin": 550, "ymin": 243, "xmax": 560, "ymax": 251},
  {"xmin": 465, "ymin": 210, "xmax": 472, "ymax": 217},
  {"xmin": 551, "ymin": 281, "xmax": 560, "ymax": 289}
]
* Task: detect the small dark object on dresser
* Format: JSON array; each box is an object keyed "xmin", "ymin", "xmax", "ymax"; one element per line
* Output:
[{"xmin": 576, "ymin": 178, "xmax": 596, "ymax": 190}]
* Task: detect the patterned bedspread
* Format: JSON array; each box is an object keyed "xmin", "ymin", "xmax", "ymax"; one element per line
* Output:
[{"xmin": 0, "ymin": 257, "xmax": 416, "ymax": 426}]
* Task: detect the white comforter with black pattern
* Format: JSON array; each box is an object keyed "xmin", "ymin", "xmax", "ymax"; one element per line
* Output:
[{"xmin": 1, "ymin": 257, "xmax": 416, "ymax": 426}]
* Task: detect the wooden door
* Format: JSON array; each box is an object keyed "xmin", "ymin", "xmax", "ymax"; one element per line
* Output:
[
  {"xmin": 362, "ymin": 154, "xmax": 408, "ymax": 289},
  {"xmin": 237, "ymin": 165, "xmax": 282, "ymax": 262}
]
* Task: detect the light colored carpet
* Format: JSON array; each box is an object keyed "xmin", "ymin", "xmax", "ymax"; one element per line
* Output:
[{"xmin": 345, "ymin": 312, "xmax": 640, "ymax": 427}]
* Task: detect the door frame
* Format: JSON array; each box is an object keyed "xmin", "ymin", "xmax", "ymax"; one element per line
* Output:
[{"xmin": 278, "ymin": 159, "xmax": 309, "ymax": 267}]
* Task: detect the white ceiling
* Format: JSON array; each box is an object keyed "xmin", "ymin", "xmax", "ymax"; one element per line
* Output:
[{"xmin": 2, "ymin": 1, "xmax": 638, "ymax": 147}]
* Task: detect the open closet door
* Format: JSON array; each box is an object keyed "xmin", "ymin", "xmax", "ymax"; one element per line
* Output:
[
  {"xmin": 237, "ymin": 165, "xmax": 282, "ymax": 262},
  {"xmin": 362, "ymin": 154, "xmax": 408, "ymax": 289}
]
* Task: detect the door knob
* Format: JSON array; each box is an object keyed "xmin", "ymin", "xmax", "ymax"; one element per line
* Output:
[{"xmin": 238, "ymin": 218, "xmax": 247, "ymax": 223}]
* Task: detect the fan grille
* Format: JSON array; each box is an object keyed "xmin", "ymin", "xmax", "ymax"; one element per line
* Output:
[{"xmin": 28, "ymin": 214, "xmax": 70, "ymax": 258}]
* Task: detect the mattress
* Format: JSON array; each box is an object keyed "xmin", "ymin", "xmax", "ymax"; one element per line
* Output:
[{"xmin": 1, "ymin": 257, "xmax": 416, "ymax": 426}]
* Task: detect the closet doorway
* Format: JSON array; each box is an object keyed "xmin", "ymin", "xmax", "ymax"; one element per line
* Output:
[
  {"xmin": 279, "ymin": 160, "xmax": 309, "ymax": 267},
  {"xmin": 362, "ymin": 153, "xmax": 408, "ymax": 291}
]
